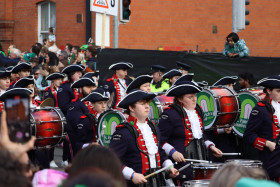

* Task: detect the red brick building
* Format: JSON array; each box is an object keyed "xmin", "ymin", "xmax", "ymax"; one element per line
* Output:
[{"xmin": 1, "ymin": 0, "xmax": 279, "ymax": 57}]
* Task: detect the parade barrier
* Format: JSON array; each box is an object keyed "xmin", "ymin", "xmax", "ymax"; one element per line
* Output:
[{"xmin": 98, "ymin": 48, "xmax": 280, "ymax": 86}]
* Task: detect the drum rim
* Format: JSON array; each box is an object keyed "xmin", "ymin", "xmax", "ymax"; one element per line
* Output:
[
  {"xmin": 197, "ymin": 88, "xmax": 218, "ymax": 129},
  {"xmin": 97, "ymin": 110, "xmax": 127, "ymax": 146},
  {"xmin": 192, "ymin": 162, "xmax": 223, "ymax": 169}
]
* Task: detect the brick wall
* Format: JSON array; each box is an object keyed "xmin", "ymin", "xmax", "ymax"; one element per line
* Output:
[{"xmin": 1, "ymin": 0, "xmax": 280, "ymax": 57}]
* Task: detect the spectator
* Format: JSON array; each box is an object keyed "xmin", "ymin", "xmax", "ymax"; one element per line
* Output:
[
  {"xmin": 209, "ymin": 163, "xmax": 267, "ymax": 187},
  {"xmin": 222, "ymin": 32, "xmax": 249, "ymax": 58},
  {"xmin": 0, "ymin": 42, "xmax": 5, "ymax": 56},
  {"xmin": 36, "ymin": 64, "xmax": 51, "ymax": 93},
  {"xmin": 85, "ymin": 46, "xmax": 97, "ymax": 70},
  {"xmin": 7, "ymin": 44, "xmax": 16, "ymax": 57},
  {"xmin": 65, "ymin": 43, "xmax": 73, "ymax": 56},
  {"xmin": 238, "ymin": 72, "xmax": 255, "ymax": 89},
  {"xmin": 68, "ymin": 145, "xmax": 126, "ymax": 187},
  {"xmin": 33, "ymin": 67, "xmax": 41, "ymax": 80},
  {"xmin": 39, "ymin": 47, "xmax": 48, "ymax": 64}
]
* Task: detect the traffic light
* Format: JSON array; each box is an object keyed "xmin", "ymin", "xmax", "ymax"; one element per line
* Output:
[
  {"xmin": 120, "ymin": 0, "xmax": 131, "ymax": 23},
  {"xmin": 245, "ymin": 0, "xmax": 250, "ymax": 26},
  {"xmin": 232, "ymin": 0, "xmax": 250, "ymax": 32}
]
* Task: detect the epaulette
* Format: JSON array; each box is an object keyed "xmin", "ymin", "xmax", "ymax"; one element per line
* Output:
[
  {"xmin": 45, "ymin": 86, "xmax": 51, "ymax": 91},
  {"xmin": 62, "ymin": 80, "xmax": 69, "ymax": 84},
  {"xmin": 106, "ymin": 78, "xmax": 113, "ymax": 82},
  {"xmin": 116, "ymin": 124, "xmax": 125, "ymax": 128},
  {"xmin": 163, "ymin": 106, "xmax": 171, "ymax": 111},
  {"xmin": 80, "ymin": 115, "xmax": 87, "ymax": 119},
  {"xmin": 257, "ymin": 102, "xmax": 266, "ymax": 107}
]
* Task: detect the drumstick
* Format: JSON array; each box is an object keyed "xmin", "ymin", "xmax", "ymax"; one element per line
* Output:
[
  {"xmin": 184, "ymin": 159, "xmax": 211, "ymax": 163},
  {"xmin": 144, "ymin": 164, "xmax": 174, "ymax": 179},
  {"xmin": 175, "ymin": 163, "xmax": 191, "ymax": 173},
  {"xmin": 221, "ymin": 153, "xmax": 241, "ymax": 156}
]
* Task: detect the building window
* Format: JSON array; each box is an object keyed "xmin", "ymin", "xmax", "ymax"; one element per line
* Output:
[{"xmin": 38, "ymin": 1, "xmax": 56, "ymax": 44}]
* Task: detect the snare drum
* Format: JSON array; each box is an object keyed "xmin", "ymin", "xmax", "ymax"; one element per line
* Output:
[
  {"xmin": 197, "ymin": 86, "xmax": 240, "ymax": 129},
  {"xmin": 233, "ymin": 87, "xmax": 265, "ymax": 137},
  {"xmin": 225, "ymin": 159, "xmax": 262, "ymax": 168},
  {"xmin": 97, "ymin": 110, "xmax": 127, "ymax": 146},
  {"xmin": 192, "ymin": 163, "xmax": 223, "ymax": 180},
  {"xmin": 149, "ymin": 98, "xmax": 163, "ymax": 126},
  {"xmin": 31, "ymin": 107, "xmax": 65, "ymax": 148},
  {"xmin": 183, "ymin": 180, "xmax": 210, "ymax": 187},
  {"xmin": 156, "ymin": 94, "xmax": 174, "ymax": 109}
]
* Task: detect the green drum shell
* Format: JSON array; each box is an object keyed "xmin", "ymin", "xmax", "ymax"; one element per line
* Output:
[
  {"xmin": 148, "ymin": 98, "xmax": 163, "ymax": 126},
  {"xmin": 197, "ymin": 89, "xmax": 218, "ymax": 129},
  {"xmin": 97, "ymin": 110, "xmax": 126, "ymax": 146},
  {"xmin": 233, "ymin": 91, "xmax": 260, "ymax": 137}
]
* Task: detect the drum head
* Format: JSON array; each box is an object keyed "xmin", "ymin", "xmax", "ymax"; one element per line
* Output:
[
  {"xmin": 233, "ymin": 92, "xmax": 259, "ymax": 137},
  {"xmin": 183, "ymin": 180, "xmax": 210, "ymax": 187},
  {"xmin": 148, "ymin": 98, "xmax": 163, "ymax": 126},
  {"xmin": 197, "ymin": 89, "xmax": 217, "ymax": 129},
  {"xmin": 97, "ymin": 110, "xmax": 126, "ymax": 146},
  {"xmin": 226, "ymin": 159, "xmax": 262, "ymax": 168},
  {"xmin": 192, "ymin": 162, "xmax": 223, "ymax": 169}
]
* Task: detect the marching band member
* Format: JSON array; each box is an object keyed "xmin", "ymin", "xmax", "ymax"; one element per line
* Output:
[
  {"xmin": 81, "ymin": 87, "xmax": 109, "ymax": 119},
  {"xmin": 0, "ymin": 69, "xmax": 11, "ymax": 113},
  {"xmin": 176, "ymin": 61, "xmax": 191, "ymax": 75},
  {"xmin": 150, "ymin": 65, "xmax": 169, "ymax": 93},
  {"xmin": 13, "ymin": 76, "xmax": 41, "ymax": 107},
  {"xmin": 71, "ymin": 75, "xmax": 97, "ymax": 114},
  {"xmin": 57, "ymin": 64, "xmax": 85, "ymax": 166},
  {"xmin": 206, "ymin": 76, "xmax": 241, "ymax": 162},
  {"xmin": 212, "ymin": 76, "xmax": 238, "ymax": 90},
  {"xmin": 66, "ymin": 93, "xmax": 96, "ymax": 156},
  {"xmin": 44, "ymin": 72, "xmax": 65, "ymax": 107},
  {"xmin": 158, "ymin": 80, "xmax": 222, "ymax": 184},
  {"xmin": 110, "ymin": 89, "xmax": 178, "ymax": 187},
  {"xmin": 44, "ymin": 72, "xmax": 65, "ymax": 168},
  {"xmin": 126, "ymin": 75, "xmax": 153, "ymax": 93},
  {"xmin": 244, "ymin": 75, "xmax": 280, "ymax": 170},
  {"xmin": 162, "ymin": 69, "xmax": 182, "ymax": 87},
  {"xmin": 10, "ymin": 62, "xmax": 32, "ymax": 87},
  {"xmin": 103, "ymin": 62, "xmax": 133, "ymax": 109},
  {"xmin": 57, "ymin": 64, "xmax": 85, "ymax": 115},
  {"xmin": 83, "ymin": 71, "xmax": 99, "ymax": 87}
]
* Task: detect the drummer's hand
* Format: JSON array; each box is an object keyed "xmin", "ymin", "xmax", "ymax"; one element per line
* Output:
[
  {"xmin": 172, "ymin": 151, "xmax": 186, "ymax": 163},
  {"xmin": 210, "ymin": 146, "xmax": 223, "ymax": 157},
  {"xmin": 0, "ymin": 110, "xmax": 36, "ymax": 162},
  {"xmin": 132, "ymin": 173, "xmax": 147, "ymax": 184},
  {"xmin": 224, "ymin": 127, "xmax": 232, "ymax": 134},
  {"xmin": 265, "ymin": 140, "xmax": 276, "ymax": 152},
  {"xmin": 168, "ymin": 167, "xmax": 179, "ymax": 178}
]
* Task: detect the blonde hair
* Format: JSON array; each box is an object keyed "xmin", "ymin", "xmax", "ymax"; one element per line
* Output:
[{"xmin": 209, "ymin": 163, "xmax": 267, "ymax": 187}]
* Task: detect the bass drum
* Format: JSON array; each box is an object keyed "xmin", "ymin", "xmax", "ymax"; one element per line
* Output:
[
  {"xmin": 192, "ymin": 163, "xmax": 223, "ymax": 180},
  {"xmin": 233, "ymin": 87, "xmax": 265, "ymax": 137},
  {"xmin": 97, "ymin": 110, "xmax": 127, "ymax": 147},
  {"xmin": 31, "ymin": 107, "xmax": 65, "ymax": 148},
  {"xmin": 156, "ymin": 94, "xmax": 174, "ymax": 109},
  {"xmin": 148, "ymin": 98, "xmax": 163, "ymax": 126},
  {"xmin": 197, "ymin": 86, "xmax": 240, "ymax": 129}
]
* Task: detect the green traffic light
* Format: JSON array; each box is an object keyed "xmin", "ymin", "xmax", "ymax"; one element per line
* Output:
[{"xmin": 123, "ymin": 10, "xmax": 131, "ymax": 19}]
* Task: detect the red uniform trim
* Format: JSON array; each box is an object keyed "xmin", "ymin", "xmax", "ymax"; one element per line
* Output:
[
  {"xmin": 272, "ymin": 114, "xmax": 280, "ymax": 139},
  {"xmin": 182, "ymin": 109, "xmax": 204, "ymax": 147},
  {"xmin": 83, "ymin": 101, "xmax": 98, "ymax": 117},
  {"xmin": 257, "ymin": 102, "xmax": 265, "ymax": 107},
  {"xmin": 253, "ymin": 137, "xmax": 266, "ymax": 151},
  {"xmin": 80, "ymin": 115, "xmax": 87, "ymax": 119},
  {"xmin": 127, "ymin": 115, "xmax": 161, "ymax": 174}
]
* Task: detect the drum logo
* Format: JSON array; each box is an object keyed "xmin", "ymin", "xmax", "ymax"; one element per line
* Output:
[
  {"xmin": 233, "ymin": 94, "xmax": 257, "ymax": 137},
  {"xmin": 197, "ymin": 92, "xmax": 217, "ymax": 129},
  {"xmin": 148, "ymin": 99, "xmax": 161, "ymax": 126},
  {"xmin": 99, "ymin": 113, "xmax": 121, "ymax": 146}
]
